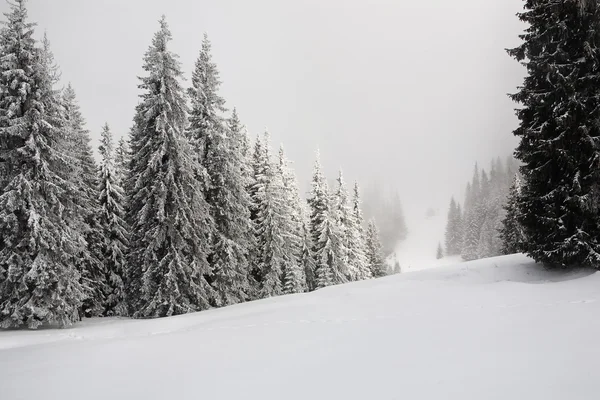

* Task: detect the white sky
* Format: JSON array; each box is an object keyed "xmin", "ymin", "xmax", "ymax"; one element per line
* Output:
[{"xmin": 2, "ymin": 0, "xmax": 526, "ymax": 218}]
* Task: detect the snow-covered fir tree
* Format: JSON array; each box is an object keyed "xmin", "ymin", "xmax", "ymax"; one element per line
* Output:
[
  {"xmin": 461, "ymin": 164, "xmax": 482, "ymax": 261},
  {"xmin": 436, "ymin": 242, "xmax": 443, "ymax": 260},
  {"xmin": 308, "ymin": 153, "xmax": 343, "ymax": 288},
  {"xmin": 125, "ymin": 17, "xmax": 214, "ymax": 318},
  {"xmin": 351, "ymin": 182, "xmax": 372, "ymax": 280},
  {"xmin": 0, "ymin": 1, "xmax": 86, "ymax": 328},
  {"xmin": 333, "ymin": 170, "xmax": 352, "ymax": 280},
  {"xmin": 97, "ymin": 123, "xmax": 128, "ymax": 316},
  {"xmin": 500, "ymin": 174, "xmax": 525, "ymax": 255},
  {"xmin": 62, "ymin": 84, "xmax": 106, "ymax": 318},
  {"xmin": 187, "ymin": 36, "xmax": 252, "ymax": 306},
  {"xmin": 507, "ymin": 0, "xmax": 600, "ymax": 268},
  {"xmin": 444, "ymin": 197, "xmax": 462, "ymax": 256},
  {"xmin": 365, "ymin": 219, "xmax": 386, "ymax": 278},
  {"xmin": 249, "ymin": 132, "xmax": 287, "ymax": 297},
  {"xmin": 277, "ymin": 146, "xmax": 306, "ymax": 294},
  {"xmin": 113, "ymin": 135, "xmax": 130, "ymax": 187}
]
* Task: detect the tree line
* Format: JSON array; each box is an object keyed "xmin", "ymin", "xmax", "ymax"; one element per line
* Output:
[
  {"xmin": 443, "ymin": 157, "xmax": 519, "ymax": 261},
  {"xmin": 0, "ymin": 1, "xmax": 386, "ymax": 329}
]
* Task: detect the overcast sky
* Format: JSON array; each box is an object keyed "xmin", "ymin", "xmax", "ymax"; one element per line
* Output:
[{"xmin": 3, "ymin": 0, "xmax": 526, "ymax": 221}]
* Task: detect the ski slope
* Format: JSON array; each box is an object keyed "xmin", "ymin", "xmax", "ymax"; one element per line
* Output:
[{"xmin": 2, "ymin": 254, "xmax": 600, "ymax": 400}]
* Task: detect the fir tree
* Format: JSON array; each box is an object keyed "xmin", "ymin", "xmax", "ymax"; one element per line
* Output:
[
  {"xmin": 278, "ymin": 146, "xmax": 305, "ymax": 294},
  {"xmin": 508, "ymin": 0, "xmax": 600, "ymax": 268},
  {"xmin": 97, "ymin": 123, "xmax": 128, "ymax": 316},
  {"xmin": 249, "ymin": 132, "xmax": 286, "ymax": 297},
  {"xmin": 365, "ymin": 220, "xmax": 386, "ymax": 278},
  {"xmin": 333, "ymin": 170, "xmax": 352, "ymax": 280},
  {"xmin": 351, "ymin": 182, "xmax": 372, "ymax": 280},
  {"xmin": 444, "ymin": 197, "xmax": 461, "ymax": 256},
  {"xmin": 62, "ymin": 84, "xmax": 106, "ymax": 318},
  {"xmin": 308, "ymin": 153, "xmax": 345, "ymax": 288},
  {"xmin": 114, "ymin": 135, "xmax": 130, "ymax": 187},
  {"xmin": 126, "ymin": 17, "xmax": 214, "ymax": 318},
  {"xmin": 0, "ymin": 1, "xmax": 85, "ymax": 328},
  {"xmin": 187, "ymin": 35, "xmax": 252, "ymax": 306},
  {"xmin": 436, "ymin": 242, "xmax": 443, "ymax": 260},
  {"xmin": 462, "ymin": 165, "xmax": 482, "ymax": 261},
  {"xmin": 500, "ymin": 174, "xmax": 525, "ymax": 255}
]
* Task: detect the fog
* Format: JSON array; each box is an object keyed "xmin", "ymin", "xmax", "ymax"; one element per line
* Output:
[{"xmin": 7, "ymin": 0, "xmax": 525, "ymax": 224}]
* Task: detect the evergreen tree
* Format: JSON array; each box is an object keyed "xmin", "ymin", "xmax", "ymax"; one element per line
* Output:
[
  {"xmin": 187, "ymin": 34, "xmax": 252, "ymax": 306},
  {"xmin": 114, "ymin": 135, "xmax": 130, "ymax": 187},
  {"xmin": 436, "ymin": 242, "xmax": 443, "ymax": 260},
  {"xmin": 62, "ymin": 84, "xmax": 106, "ymax": 318},
  {"xmin": 351, "ymin": 182, "xmax": 372, "ymax": 280},
  {"xmin": 461, "ymin": 164, "xmax": 482, "ymax": 261},
  {"xmin": 125, "ymin": 17, "xmax": 214, "ymax": 318},
  {"xmin": 97, "ymin": 123, "xmax": 128, "ymax": 316},
  {"xmin": 249, "ymin": 132, "xmax": 286, "ymax": 297},
  {"xmin": 500, "ymin": 174, "xmax": 525, "ymax": 255},
  {"xmin": 444, "ymin": 197, "xmax": 461, "ymax": 256},
  {"xmin": 278, "ymin": 146, "xmax": 305, "ymax": 294},
  {"xmin": 0, "ymin": 1, "xmax": 85, "ymax": 328},
  {"xmin": 365, "ymin": 220, "xmax": 386, "ymax": 278},
  {"xmin": 508, "ymin": 0, "xmax": 600, "ymax": 268},
  {"xmin": 308, "ymin": 153, "xmax": 345, "ymax": 288},
  {"xmin": 333, "ymin": 170, "xmax": 352, "ymax": 280}
]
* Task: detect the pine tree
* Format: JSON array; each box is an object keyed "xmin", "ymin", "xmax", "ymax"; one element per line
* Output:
[
  {"xmin": 351, "ymin": 182, "xmax": 372, "ymax": 280},
  {"xmin": 114, "ymin": 135, "xmax": 130, "ymax": 187},
  {"xmin": 308, "ymin": 153, "xmax": 345, "ymax": 289},
  {"xmin": 125, "ymin": 17, "xmax": 214, "ymax": 318},
  {"xmin": 62, "ymin": 84, "xmax": 106, "ymax": 318},
  {"xmin": 461, "ymin": 164, "xmax": 482, "ymax": 261},
  {"xmin": 0, "ymin": 1, "xmax": 85, "ymax": 328},
  {"xmin": 365, "ymin": 220, "xmax": 386, "ymax": 278},
  {"xmin": 436, "ymin": 242, "xmax": 443, "ymax": 260},
  {"xmin": 508, "ymin": 0, "xmax": 600, "ymax": 268},
  {"xmin": 249, "ymin": 132, "xmax": 287, "ymax": 298},
  {"xmin": 97, "ymin": 123, "xmax": 128, "ymax": 316},
  {"xmin": 500, "ymin": 174, "xmax": 525, "ymax": 255},
  {"xmin": 444, "ymin": 197, "xmax": 461, "ymax": 256},
  {"xmin": 278, "ymin": 146, "xmax": 305, "ymax": 294},
  {"xmin": 333, "ymin": 170, "xmax": 352, "ymax": 280},
  {"xmin": 187, "ymin": 34, "xmax": 252, "ymax": 306}
]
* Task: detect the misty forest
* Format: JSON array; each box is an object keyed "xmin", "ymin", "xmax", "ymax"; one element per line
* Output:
[
  {"xmin": 1, "ymin": 0, "xmax": 600, "ymax": 329},
  {"xmin": 5, "ymin": 0, "xmax": 600, "ymax": 399}
]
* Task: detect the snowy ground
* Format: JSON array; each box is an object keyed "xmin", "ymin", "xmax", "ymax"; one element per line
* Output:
[
  {"xmin": 393, "ymin": 211, "xmax": 461, "ymax": 271},
  {"xmin": 2, "ymin": 254, "xmax": 600, "ymax": 400}
]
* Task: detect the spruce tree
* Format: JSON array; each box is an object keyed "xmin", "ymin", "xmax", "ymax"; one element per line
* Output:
[
  {"xmin": 365, "ymin": 220, "xmax": 386, "ymax": 278},
  {"xmin": 351, "ymin": 182, "xmax": 372, "ymax": 280},
  {"xmin": 308, "ymin": 153, "xmax": 345, "ymax": 288},
  {"xmin": 187, "ymin": 34, "xmax": 252, "ymax": 306},
  {"xmin": 461, "ymin": 165, "xmax": 482, "ymax": 261},
  {"xmin": 114, "ymin": 135, "xmax": 130, "ymax": 187},
  {"xmin": 278, "ymin": 146, "xmax": 305, "ymax": 294},
  {"xmin": 500, "ymin": 174, "xmax": 525, "ymax": 255},
  {"xmin": 126, "ymin": 17, "xmax": 214, "ymax": 318},
  {"xmin": 0, "ymin": 1, "xmax": 85, "ymax": 328},
  {"xmin": 444, "ymin": 197, "xmax": 461, "ymax": 256},
  {"xmin": 62, "ymin": 84, "xmax": 106, "ymax": 318},
  {"xmin": 333, "ymin": 170, "xmax": 352, "ymax": 280},
  {"xmin": 97, "ymin": 123, "xmax": 128, "ymax": 316},
  {"xmin": 508, "ymin": 0, "xmax": 600, "ymax": 268},
  {"xmin": 249, "ymin": 132, "xmax": 287, "ymax": 298},
  {"xmin": 436, "ymin": 242, "xmax": 443, "ymax": 260}
]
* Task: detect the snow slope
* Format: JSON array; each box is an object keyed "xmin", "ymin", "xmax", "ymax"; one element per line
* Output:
[
  {"xmin": 393, "ymin": 211, "xmax": 461, "ymax": 271},
  {"xmin": 2, "ymin": 254, "xmax": 600, "ymax": 400}
]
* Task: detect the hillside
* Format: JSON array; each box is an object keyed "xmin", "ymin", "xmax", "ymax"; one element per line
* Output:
[{"xmin": 1, "ymin": 254, "xmax": 600, "ymax": 400}]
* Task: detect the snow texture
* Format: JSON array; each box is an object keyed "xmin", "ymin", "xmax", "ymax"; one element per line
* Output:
[{"xmin": 1, "ymin": 254, "xmax": 600, "ymax": 400}]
